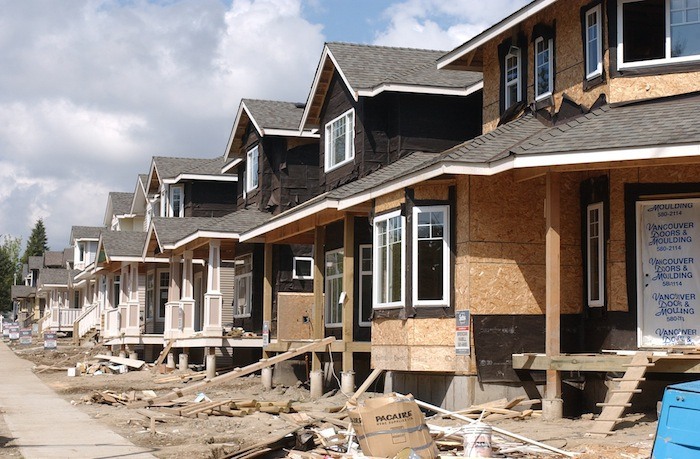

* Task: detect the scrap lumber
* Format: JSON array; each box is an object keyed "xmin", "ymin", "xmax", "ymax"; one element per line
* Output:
[
  {"xmin": 152, "ymin": 339, "xmax": 175, "ymax": 370},
  {"xmin": 410, "ymin": 396, "xmax": 576, "ymax": 458},
  {"xmin": 222, "ymin": 426, "xmax": 302, "ymax": 459},
  {"xmin": 347, "ymin": 368, "xmax": 383, "ymax": 406},
  {"xmin": 135, "ymin": 337, "xmax": 336, "ymax": 407},
  {"xmin": 94, "ymin": 354, "xmax": 145, "ymax": 369},
  {"xmin": 154, "ymin": 371, "xmax": 207, "ymax": 384}
]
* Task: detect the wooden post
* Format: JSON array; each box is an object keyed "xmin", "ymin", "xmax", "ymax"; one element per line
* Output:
[
  {"xmin": 263, "ymin": 243, "xmax": 273, "ymax": 360},
  {"xmin": 544, "ymin": 171, "xmax": 563, "ymax": 420},
  {"xmin": 342, "ymin": 215, "xmax": 355, "ymax": 373},
  {"xmin": 312, "ymin": 227, "xmax": 325, "ymax": 372}
]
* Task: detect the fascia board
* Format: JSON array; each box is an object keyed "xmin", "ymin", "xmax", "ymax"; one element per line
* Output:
[
  {"xmin": 221, "ymin": 157, "xmax": 243, "ymax": 174},
  {"xmin": 224, "ymin": 102, "xmax": 248, "ymax": 162},
  {"xmin": 437, "ymin": 0, "xmax": 559, "ymax": 69},
  {"xmin": 240, "ymin": 200, "xmax": 338, "ymax": 242},
  {"xmin": 264, "ymin": 128, "xmax": 320, "ymax": 138},
  {"xmin": 356, "ymin": 80, "xmax": 483, "ymax": 98},
  {"xmin": 168, "ymin": 230, "xmax": 241, "ymax": 251},
  {"xmin": 172, "ymin": 173, "xmax": 238, "ymax": 183},
  {"xmin": 142, "ymin": 223, "xmax": 161, "ymax": 259}
]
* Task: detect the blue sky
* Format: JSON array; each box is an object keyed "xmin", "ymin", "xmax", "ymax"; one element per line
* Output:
[{"xmin": 0, "ymin": 0, "xmax": 529, "ymax": 250}]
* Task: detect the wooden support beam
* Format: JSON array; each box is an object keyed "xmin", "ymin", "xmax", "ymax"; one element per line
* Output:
[
  {"xmin": 312, "ymin": 227, "xmax": 325, "ymax": 372},
  {"xmin": 342, "ymin": 215, "xmax": 354, "ymax": 373},
  {"xmin": 262, "ymin": 243, "xmax": 273, "ymax": 360},
  {"xmin": 545, "ymin": 171, "xmax": 562, "ymax": 405}
]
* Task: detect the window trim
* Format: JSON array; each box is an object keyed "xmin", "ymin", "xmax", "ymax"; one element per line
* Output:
[
  {"xmin": 586, "ymin": 202, "xmax": 605, "ymax": 308},
  {"xmin": 358, "ymin": 244, "xmax": 372, "ymax": 327},
  {"xmin": 169, "ymin": 185, "xmax": 184, "ymax": 218},
  {"xmin": 292, "ymin": 256, "xmax": 314, "ymax": 280},
  {"xmin": 157, "ymin": 269, "xmax": 169, "ymax": 320},
  {"xmin": 324, "ymin": 248, "xmax": 344, "ymax": 328},
  {"xmin": 324, "ymin": 109, "xmax": 355, "ymax": 173},
  {"xmin": 412, "ymin": 205, "xmax": 451, "ymax": 308},
  {"xmin": 534, "ymin": 36, "xmax": 554, "ymax": 100},
  {"xmin": 504, "ymin": 46, "xmax": 522, "ymax": 109},
  {"xmin": 246, "ymin": 146, "xmax": 259, "ymax": 192},
  {"xmin": 585, "ymin": 4, "xmax": 604, "ymax": 79},
  {"xmin": 617, "ymin": 0, "xmax": 700, "ymax": 70},
  {"xmin": 234, "ymin": 254, "xmax": 253, "ymax": 319},
  {"xmin": 373, "ymin": 210, "xmax": 406, "ymax": 309}
]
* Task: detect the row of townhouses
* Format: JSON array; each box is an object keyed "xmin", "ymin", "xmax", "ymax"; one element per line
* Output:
[{"xmin": 12, "ymin": 0, "xmax": 700, "ymax": 421}]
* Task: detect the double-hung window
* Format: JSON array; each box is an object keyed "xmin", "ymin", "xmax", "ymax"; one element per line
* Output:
[
  {"xmin": 146, "ymin": 273, "xmax": 154, "ymax": 320},
  {"xmin": 586, "ymin": 203, "xmax": 605, "ymax": 307},
  {"xmin": 158, "ymin": 271, "xmax": 169, "ymax": 319},
  {"xmin": 373, "ymin": 210, "xmax": 405, "ymax": 308},
  {"xmin": 234, "ymin": 255, "xmax": 253, "ymax": 318},
  {"xmin": 535, "ymin": 37, "xmax": 553, "ymax": 99},
  {"xmin": 413, "ymin": 206, "xmax": 450, "ymax": 307},
  {"xmin": 619, "ymin": 0, "xmax": 700, "ymax": 68},
  {"xmin": 246, "ymin": 146, "xmax": 259, "ymax": 192},
  {"xmin": 585, "ymin": 5, "xmax": 603, "ymax": 79},
  {"xmin": 169, "ymin": 185, "xmax": 184, "ymax": 218},
  {"xmin": 324, "ymin": 249, "xmax": 344, "ymax": 327},
  {"xmin": 112, "ymin": 275, "xmax": 121, "ymax": 308},
  {"xmin": 324, "ymin": 109, "xmax": 354, "ymax": 172},
  {"xmin": 504, "ymin": 47, "xmax": 522, "ymax": 108}
]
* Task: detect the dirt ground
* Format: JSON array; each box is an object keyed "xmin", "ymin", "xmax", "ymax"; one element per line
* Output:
[{"xmin": 5, "ymin": 340, "xmax": 658, "ymax": 459}]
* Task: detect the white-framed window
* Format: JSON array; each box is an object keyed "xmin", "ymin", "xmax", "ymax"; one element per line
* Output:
[
  {"xmin": 358, "ymin": 244, "xmax": 373, "ymax": 327},
  {"xmin": 618, "ymin": 0, "xmax": 700, "ymax": 69},
  {"xmin": 77, "ymin": 242, "xmax": 86, "ymax": 263},
  {"xmin": 504, "ymin": 46, "xmax": 521, "ymax": 108},
  {"xmin": 325, "ymin": 249, "xmax": 344, "ymax": 328},
  {"xmin": 292, "ymin": 256, "xmax": 313, "ymax": 280},
  {"xmin": 234, "ymin": 254, "xmax": 253, "ymax": 318},
  {"xmin": 585, "ymin": 5, "xmax": 603, "ymax": 79},
  {"xmin": 586, "ymin": 202, "xmax": 605, "ymax": 307},
  {"xmin": 158, "ymin": 270, "xmax": 169, "ymax": 319},
  {"xmin": 534, "ymin": 37, "xmax": 553, "ymax": 99},
  {"xmin": 112, "ymin": 275, "xmax": 121, "ymax": 308},
  {"xmin": 169, "ymin": 185, "xmax": 184, "ymax": 218},
  {"xmin": 246, "ymin": 146, "xmax": 259, "ymax": 192},
  {"xmin": 373, "ymin": 210, "xmax": 405, "ymax": 309},
  {"xmin": 324, "ymin": 109, "xmax": 355, "ymax": 172},
  {"xmin": 146, "ymin": 272, "xmax": 154, "ymax": 320},
  {"xmin": 413, "ymin": 205, "xmax": 450, "ymax": 307}
]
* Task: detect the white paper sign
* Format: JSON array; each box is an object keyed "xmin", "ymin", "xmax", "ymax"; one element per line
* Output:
[{"xmin": 639, "ymin": 199, "xmax": 700, "ymax": 347}]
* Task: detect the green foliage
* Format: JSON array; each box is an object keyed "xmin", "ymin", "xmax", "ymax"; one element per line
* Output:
[
  {"xmin": 21, "ymin": 218, "xmax": 49, "ymax": 265},
  {"xmin": 0, "ymin": 235, "xmax": 22, "ymax": 312}
]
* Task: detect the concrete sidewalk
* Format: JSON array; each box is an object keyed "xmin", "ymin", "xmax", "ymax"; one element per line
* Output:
[{"xmin": 0, "ymin": 340, "xmax": 157, "ymax": 458}]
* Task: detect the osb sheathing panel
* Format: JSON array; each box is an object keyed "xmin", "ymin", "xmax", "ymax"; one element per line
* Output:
[
  {"xmin": 414, "ymin": 183, "xmax": 449, "ymax": 201},
  {"xmin": 609, "ymin": 168, "xmax": 638, "ymax": 241},
  {"xmin": 372, "ymin": 345, "xmax": 471, "ymax": 373},
  {"xmin": 482, "ymin": 0, "xmax": 609, "ymax": 132},
  {"xmin": 470, "ymin": 263, "xmax": 545, "ymax": 315},
  {"xmin": 372, "ymin": 345, "xmax": 411, "ymax": 372},
  {"xmin": 372, "ymin": 318, "xmax": 410, "ymax": 345},
  {"xmin": 276, "ymin": 292, "xmax": 313, "ymax": 340},
  {"xmin": 374, "ymin": 190, "xmax": 404, "ymax": 214},
  {"xmin": 609, "ymin": 71, "xmax": 700, "ymax": 105},
  {"xmin": 456, "ymin": 177, "xmax": 470, "ymax": 244},
  {"xmin": 638, "ymin": 164, "xmax": 700, "ymax": 184},
  {"xmin": 411, "ymin": 318, "xmax": 455, "ymax": 347},
  {"xmin": 609, "ymin": 262, "xmax": 628, "ymax": 312}
]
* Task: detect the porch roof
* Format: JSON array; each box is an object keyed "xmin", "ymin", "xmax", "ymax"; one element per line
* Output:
[
  {"xmin": 37, "ymin": 268, "xmax": 79, "ymax": 288},
  {"xmin": 11, "ymin": 285, "xmax": 35, "ymax": 299}
]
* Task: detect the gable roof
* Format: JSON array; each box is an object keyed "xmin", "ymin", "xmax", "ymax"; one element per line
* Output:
[
  {"xmin": 99, "ymin": 230, "xmax": 148, "ymax": 261},
  {"xmin": 70, "ymin": 226, "xmax": 103, "ymax": 243},
  {"xmin": 28, "ymin": 256, "xmax": 43, "ymax": 270},
  {"xmin": 438, "ymin": 0, "xmax": 557, "ymax": 70},
  {"xmin": 301, "ymin": 42, "xmax": 483, "ymax": 129},
  {"xmin": 43, "ymin": 251, "xmax": 66, "ymax": 268},
  {"xmin": 147, "ymin": 156, "xmax": 237, "ymax": 194},
  {"xmin": 110, "ymin": 192, "xmax": 133, "ymax": 216},
  {"xmin": 11, "ymin": 285, "xmax": 35, "ymax": 299},
  {"xmin": 130, "ymin": 174, "xmax": 150, "ymax": 215},
  {"xmin": 223, "ymin": 99, "xmax": 319, "ymax": 163},
  {"xmin": 38, "ymin": 268, "xmax": 79, "ymax": 287}
]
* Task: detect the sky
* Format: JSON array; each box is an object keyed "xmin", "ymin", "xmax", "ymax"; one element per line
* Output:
[{"xmin": 0, "ymin": 0, "xmax": 530, "ymax": 251}]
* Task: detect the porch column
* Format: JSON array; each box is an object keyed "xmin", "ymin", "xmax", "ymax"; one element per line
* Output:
[
  {"xmin": 262, "ymin": 242, "xmax": 273, "ymax": 359},
  {"xmin": 312, "ymin": 226, "xmax": 325, "ymax": 372},
  {"xmin": 164, "ymin": 254, "xmax": 182, "ymax": 339},
  {"xmin": 342, "ymin": 215, "xmax": 355, "ymax": 380},
  {"xmin": 203, "ymin": 240, "xmax": 223, "ymax": 336},
  {"xmin": 126, "ymin": 262, "xmax": 140, "ymax": 336},
  {"xmin": 118, "ymin": 264, "xmax": 128, "ymax": 333},
  {"xmin": 544, "ymin": 171, "xmax": 563, "ymax": 420},
  {"xmin": 180, "ymin": 250, "xmax": 195, "ymax": 336}
]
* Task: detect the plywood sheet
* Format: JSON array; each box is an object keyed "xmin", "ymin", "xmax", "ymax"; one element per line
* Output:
[
  {"xmin": 374, "ymin": 190, "xmax": 404, "ymax": 214},
  {"xmin": 610, "ymin": 71, "xmax": 700, "ymax": 105},
  {"xmin": 372, "ymin": 318, "xmax": 410, "ymax": 346},
  {"xmin": 608, "ymin": 261, "xmax": 629, "ymax": 312},
  {"xmin": 276, "ymin": 292, "xmax": 313, "ymax": 340},
  {"xmin": 456, "ymin": 176, "xmax": 470, "ymax": 244},
  {"xmin": 469, "ymin": 263, "xmax": 545, "ymax": 315},
  {"xmin": 411, "ymin": 318, "xmax": 454, "ymax": 347},
  {"xmin": 371, "ymin": 345, "xmax": 410, "ymax": 372},
  {"xmin": 414, "ymin": 183, "xmax": 449, "ymax": 201},
  {"xmin": 410, "ymin": 345, "xmax": 471, "ymax": 373}
]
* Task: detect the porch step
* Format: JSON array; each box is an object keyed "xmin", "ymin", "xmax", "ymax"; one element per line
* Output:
[{"xmin": 588, "ymin": 352, "xmax": 653, "ymax": 437}]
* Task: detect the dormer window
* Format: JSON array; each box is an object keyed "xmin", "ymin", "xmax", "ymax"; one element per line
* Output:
[
  {"xmin": 246, "ymin": 146, "xmax": 259, "ymax": 192},
  {"xmin": 585, "ymin": 5, "xmax": 603, "ymax": 79},
  {"xmin": 169, "ymin": 185, "xmax": 183, "ymax": 218},
  {"xmin": 324, "ymin": 109, "xmax": 354, "ymax": 172},
  {"xmin": 78, "ymin": 243, "xmax": 85, "ymax": 263},
  {"xmin": 619, "ymin": 0, "xmax": 700, "ymax": 69},
  {"xmin": 534, "ymin": 37, "xmax": 553, "ymax": 99},
  {"xmin": 504, "ymin": 47, "xmax": 521, "ymax": 108}
]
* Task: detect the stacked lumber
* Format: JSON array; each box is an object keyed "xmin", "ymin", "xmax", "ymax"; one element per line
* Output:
[
  {"xmin": 154, "ymin": 371, "xmax": 207, "ymax": 384},
  {"xmin": 147, "ymin": 397, "xmax": 314, "ymax": 419}
]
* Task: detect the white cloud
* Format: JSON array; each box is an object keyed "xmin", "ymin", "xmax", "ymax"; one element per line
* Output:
[{"xmin": 373, "ymin": 0, "xmax": 531, "ymax": 49}]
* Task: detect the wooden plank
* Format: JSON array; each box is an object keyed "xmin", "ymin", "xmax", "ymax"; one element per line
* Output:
[
  {"xmin": 312, "ymin": 227, "xmax": 325, "ymax": 372},
  {"xmin": 545, "ymin": 171, "xmax": 561, "ymax": 403},
  {"xmin": 342, "ymin": 215, "xmax": 354, "ymax": 373},
  {"xmin": 94, "ymin": 354, "xmax": 145, "ymax": 369},
  {"xmin": 347, "ymin": 368, "xmax": 383, "ymax": 405},
  {"xmin": 153, "ymin": 340, "xmax": 175, "ymax": 370},
  {"xmin": 136, "ymin": 337, "xmax": 335, "ymax": 406},
  {"xmin": 262, "ymin": 243, "xmax": 273, "ymax": 360}
]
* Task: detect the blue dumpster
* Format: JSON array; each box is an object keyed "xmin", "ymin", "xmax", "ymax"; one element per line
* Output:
[{"xmin": 652, "ymin": 380, "xmax": 700, "ymax": 458}]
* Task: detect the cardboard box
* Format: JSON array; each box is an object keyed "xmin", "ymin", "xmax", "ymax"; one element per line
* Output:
[{"xmin": 348, "ymin": 393, "xmax": 438, "ymax": 459}]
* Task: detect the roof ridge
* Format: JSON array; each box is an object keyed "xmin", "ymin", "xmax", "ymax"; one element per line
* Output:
[{"xmin": 326, "ymin": 41, "xmax": 447, "ymax": 53}]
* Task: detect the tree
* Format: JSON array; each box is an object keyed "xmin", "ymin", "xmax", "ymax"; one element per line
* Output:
[
  {"xmin": 21, "ymin": 218, "xmax": 49, "ymax": 265},
  {"xmin": 0, "ymin": 235, "xmax": 22, "ymax": 313}
]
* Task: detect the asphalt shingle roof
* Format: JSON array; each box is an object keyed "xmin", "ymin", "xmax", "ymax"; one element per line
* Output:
[
  {"xmin": 153, "ymin": 156, "xmax": 226, "ymax": 180},
  {"xmin": 28, "ymin": 256, "xmax": 43, "ymax": 270},
  {"xmin": 43, "ymin": 251, "xmax": 66, "ymax": 268},
  {"xmin": 38, "ymin": 268, "xmax": 78, "ymax": 287},
  {"xmin": 243, "ymin": 99, "xmax": 305, "ymax": 131},
  {"xmin": 101, "ymin": 231, "xmax": 147, "ymax": 258},
  {"xmin": 109, "ymin": 192, "xmax": 134, "ymax": 216},
  {"xmin": 326, "ymin": 42, "xmax": 482, "ymax": 91},
  {"xmin": 71, "ymin": 226, "xmax": 103, "ymax": 241},
  {"xmin": 11, "ymin": 285, "xmax": 35, "ymax": 299}
]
